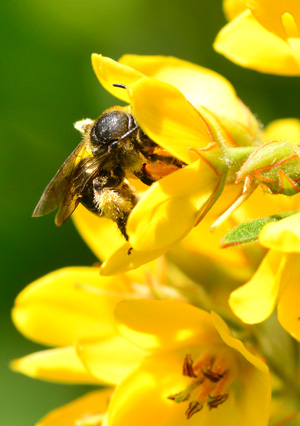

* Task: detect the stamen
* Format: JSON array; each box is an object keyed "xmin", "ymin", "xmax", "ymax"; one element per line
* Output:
[
  {"xmin": 168, "ymin": 352, "xmax": 232, "ymax": 419},
  {"xmin": 183, "ymin": 354, "xmax": 197, "ymax": 378},
  {"xmin": 186, "ymin": 401, "xmax": 203, "ymax": 419},
  {"xmin": 207, "ymin": 393, "xmax": 229, "ymax": 410},
  {"xmin": 168, "ymin": 378, "xmax": 204, "ymax": 403},
  {"xmin": 201, "ymin": 365, "xmax": 224, "ymax": 382}
]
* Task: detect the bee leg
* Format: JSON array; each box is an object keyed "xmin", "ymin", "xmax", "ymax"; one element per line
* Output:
[
  {"xmin": 133, "ymin": 168, "xmax": 156, "ymax": 186},
  {"xmin": 144, "ymin": 153, "xmax": 186, "ymax": 168},
  {"xmin": 116, "ymin": 215, "xmax": 129, "ymax": 240}
]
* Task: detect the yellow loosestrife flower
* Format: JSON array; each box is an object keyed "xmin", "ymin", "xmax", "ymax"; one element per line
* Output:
[
  {"xmin": 215, "ymin": 0, "xmax": 300, "ymax": 75},
  {"xmin": 11, "ymin": 256, "xmax": 194, "ymax": 384},
  {"xmin": 70, "ymin": 54, "xmax": 263, "ymax": 275},
  {"xmin": 230, "ymin": 213, "xmax": 300, "ymax": 342},
  {"xmin": 229, "ymin": 118, "xmax": 300, "ymax": 341},
  {"xmin": 78, "ymin": 300, "xmax": 271, "ymax": 426}
]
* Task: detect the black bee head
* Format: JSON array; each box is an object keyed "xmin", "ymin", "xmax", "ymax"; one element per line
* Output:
[{"xmin": 90, "ymin": 110, "xmax": 136, "ymax": 155}]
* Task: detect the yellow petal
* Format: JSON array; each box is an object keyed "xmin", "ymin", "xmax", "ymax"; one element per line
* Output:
[
  {"xmin": 212, "ymin": 312, "xmax": 268, "ymax": 372},
  {"xmin": 247, "ymin": 0, "xmax": 300, "ymax": 40},
  {"xmin": 223, "ymin": 0, "xmax": 247, "ymax": 21},
  {"xmin": 233, "ymin": 186, "xmax": 300, "ymax": 224},
  {"xmin": 11, "ymin": 347, "xmax": 98, "ymax": 384},
  {"xmin": 115, "ymin": 299, "xmax": 219, "ymax": 351},
  {"xmin": 72, "ymin": 204, "xmax": 124, "ymax": 261},
  {"xmin": 258, "ymin": 213, "xmax": 300, "ymax": 252},
  {"xmin": 108, "ymin": 345, "xmax": 270, "ymax": 426},
  {"xmin": 181, "ymin": 181, "xmax": 250, "ymax": 269},
  {"xmin": 36, "ymin": 389, "xmax": 112, "ymax": 426},
  {"xmin": 12, "ymin": 267, "xmax": 126, "ymax": 346},
  {"xmin": 229, "ymin": 250, "xmax": 284, "ymax": 323},
  {"xmin": 91, "ymin": 54, "xmax": 142, "ymax": 103},
  {"xmin": 100, "ymin": 241, "xmax": 172, "ymax": 276},
  {"xmin": 120, "ymin": 54, "xmax": 250, "ymax": 126},
  {"xmin": 182, "ymin": 215, "xmax": 250, "ymax": 269},
  {"xmin": 107, "ymin": 352, "xmax": 193, "ymax": 426},
  {"xmin": 128, "ymin": 77, "xmax": 214, "ymax": 164},
  {"xmin": 77, "ymin": 335, "xmax": 146, "ymax": 385},
  {"xmin": 214, "ymin": 10, "xmax": 300, "ymax": 75},
  {"xmin": 127, "ymin": 158, "xmax": 223, "ymax": 252},
  {"xmin": 264, "ymin": 118, "xmax": 300, "ymax": 144},
  {"xmin": 212, "ymin": 312, "xmax": 271, "ymax": 426},
  {"xmin": 277, "ymin": 254, "xmax": 300, "ymax": 341}
]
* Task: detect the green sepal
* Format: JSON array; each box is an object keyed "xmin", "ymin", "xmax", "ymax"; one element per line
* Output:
[{"xmin": 220, "ymin": 211, "xmax": 299, "ymax": 248}]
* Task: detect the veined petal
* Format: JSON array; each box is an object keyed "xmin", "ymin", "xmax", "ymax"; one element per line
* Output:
[
  {"xmin": 12, "ymin": 267, "xmax": 126, "ymax": 346},
  {"xmin": 258, "ymin": 213, "xmax": 300, "ymax": 252},
  {"xmin": 36, "ymin": 389, "xmax": 112, "ymax": 426},
  {"xmin": 128, "ymin": 77, "xmax": 214, "ymax": 164},
  {"xmin": 229, "ymin": 250, "xmax": 284, "ymax": 323},
  {"xmin": 115, "ymin": 300, "xmax": 219, "ymax": 351},
  {"xmin": 91, "ymin": 54, "xmax": 142, "ymax": 103},
  {"xmin": 127, "ymin": 158, "xmax": 225, "ymax": 252},
  {"xmin": 277, "ymin": 254, "xmax": 300, "ymax": 341},
  {"xmin": 11, "ymin": 347, "xmax": 98, "ymax": 384},
  {"xmin": 263, "ymin": 118, "xmax": 300, "ymax": 144},
  {"xmin": 120, "ymin": 54, "xmax": 251, "ymax": 126},
  {"xmin": 72, "ymin": 204, "xmax": 124, "ymax": 261},
  {"xmin": 247, "ymin": 0, "xmax": 300, "ymax": 40},
  {"xmin": 77, "ymin": 335, "xmax": 147, "ymax": 385},
  {"xmin": 214, "ymin": 10, "xmax": 300, "ymax": 75}
]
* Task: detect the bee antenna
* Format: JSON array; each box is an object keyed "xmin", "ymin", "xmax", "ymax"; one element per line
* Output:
[
  {"xmin": 118, "ymin": 125, "xmax": 138, "ymax": 141},
  {"xmin": 113, "ymin": 83, "xmax": 126, "ymax": 89}
]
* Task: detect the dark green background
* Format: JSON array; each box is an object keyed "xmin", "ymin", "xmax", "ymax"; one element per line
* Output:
[{"xmin": 2, "ymin": 1, "xmax": 299, "ymax": 424}]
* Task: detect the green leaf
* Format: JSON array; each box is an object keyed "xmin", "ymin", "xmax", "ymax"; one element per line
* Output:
[{"xmin": 221, "ymin": 211, "xmax": 299, "ymax": 248}]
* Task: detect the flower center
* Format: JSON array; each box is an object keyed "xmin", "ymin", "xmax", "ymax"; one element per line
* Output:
[{"xmin": 168, "ymin": 353, "xmax": 233, "ymax": 419}]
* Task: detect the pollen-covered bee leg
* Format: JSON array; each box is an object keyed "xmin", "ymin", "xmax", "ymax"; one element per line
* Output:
[
  {"xmin": 133, "ymin": 168, "xmax": 156, "ymax": 186},
  {"xmin": 85, "ymin": 175, "xmax": 139, "ymax": 240},
  {"xmin": 144, "ymin": 153, "xmax": 186, "ymax": 169}
]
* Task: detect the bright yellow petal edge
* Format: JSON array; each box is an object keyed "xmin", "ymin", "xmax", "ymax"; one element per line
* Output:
[{"xmin": 35, "ymin": 389, "xmax": 112, "ymax": 426}]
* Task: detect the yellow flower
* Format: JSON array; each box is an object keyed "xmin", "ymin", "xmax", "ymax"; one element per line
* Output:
[
  {"xmin": 11, "ymin": 258, "xmax": 192, "ymax": 424},
  {"xmin": 11, "ymin": 257, "xmax": 196, "ymax": 383},
  {"xmin": 71, "ymin": 54, "xmax": 263, "ymax": 275},
  {"xmin": 228, "ymin": 118, "xmax": 300, "ymax": 341},
  {"xmin": 229, "ymin": 214, "xmax": 300, "ymax": 341},
  {"xmin": 78, "ymin": 300, "xmax": 271, "ymax": 426},
  {"xmin": 223, "ymin": 0, "xmax": 247, "ymax": 21},
  {"xmin": 214, "ymin": 0, "xmax": 300, "ymax": 75}
]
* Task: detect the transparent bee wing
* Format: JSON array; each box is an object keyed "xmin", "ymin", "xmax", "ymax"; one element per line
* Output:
[{"xmin": 32, "ymin": 140, "xmax": 90, "ymax": 218}]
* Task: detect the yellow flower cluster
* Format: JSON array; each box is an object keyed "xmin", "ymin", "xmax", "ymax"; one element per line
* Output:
[
  {"xmin": 215, "ymin": 0, "xmax": 300, "ymax": 75},
  {"xmin": 12, "ymin": 2, "xmax": 300, "ymax": 424}
]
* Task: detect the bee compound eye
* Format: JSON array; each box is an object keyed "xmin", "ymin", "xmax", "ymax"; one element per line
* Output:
[{"xmin": 91, "ymin": 111, "xmax": 134, "ymax": 148}]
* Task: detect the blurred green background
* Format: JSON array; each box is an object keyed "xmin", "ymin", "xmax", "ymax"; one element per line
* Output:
[{"xmin": 2, "ymin": 1, "xmax": 300, "ymax": 424}]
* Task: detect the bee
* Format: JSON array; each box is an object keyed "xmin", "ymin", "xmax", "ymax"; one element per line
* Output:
[{"xmin": 33, "ymin": 105, "xmax": 184, "ymax": 239}]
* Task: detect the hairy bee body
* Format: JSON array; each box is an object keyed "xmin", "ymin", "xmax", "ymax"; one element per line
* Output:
[{"xmin": 33, "ymin": 106, "xmax": 184, "ymax": 239}]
